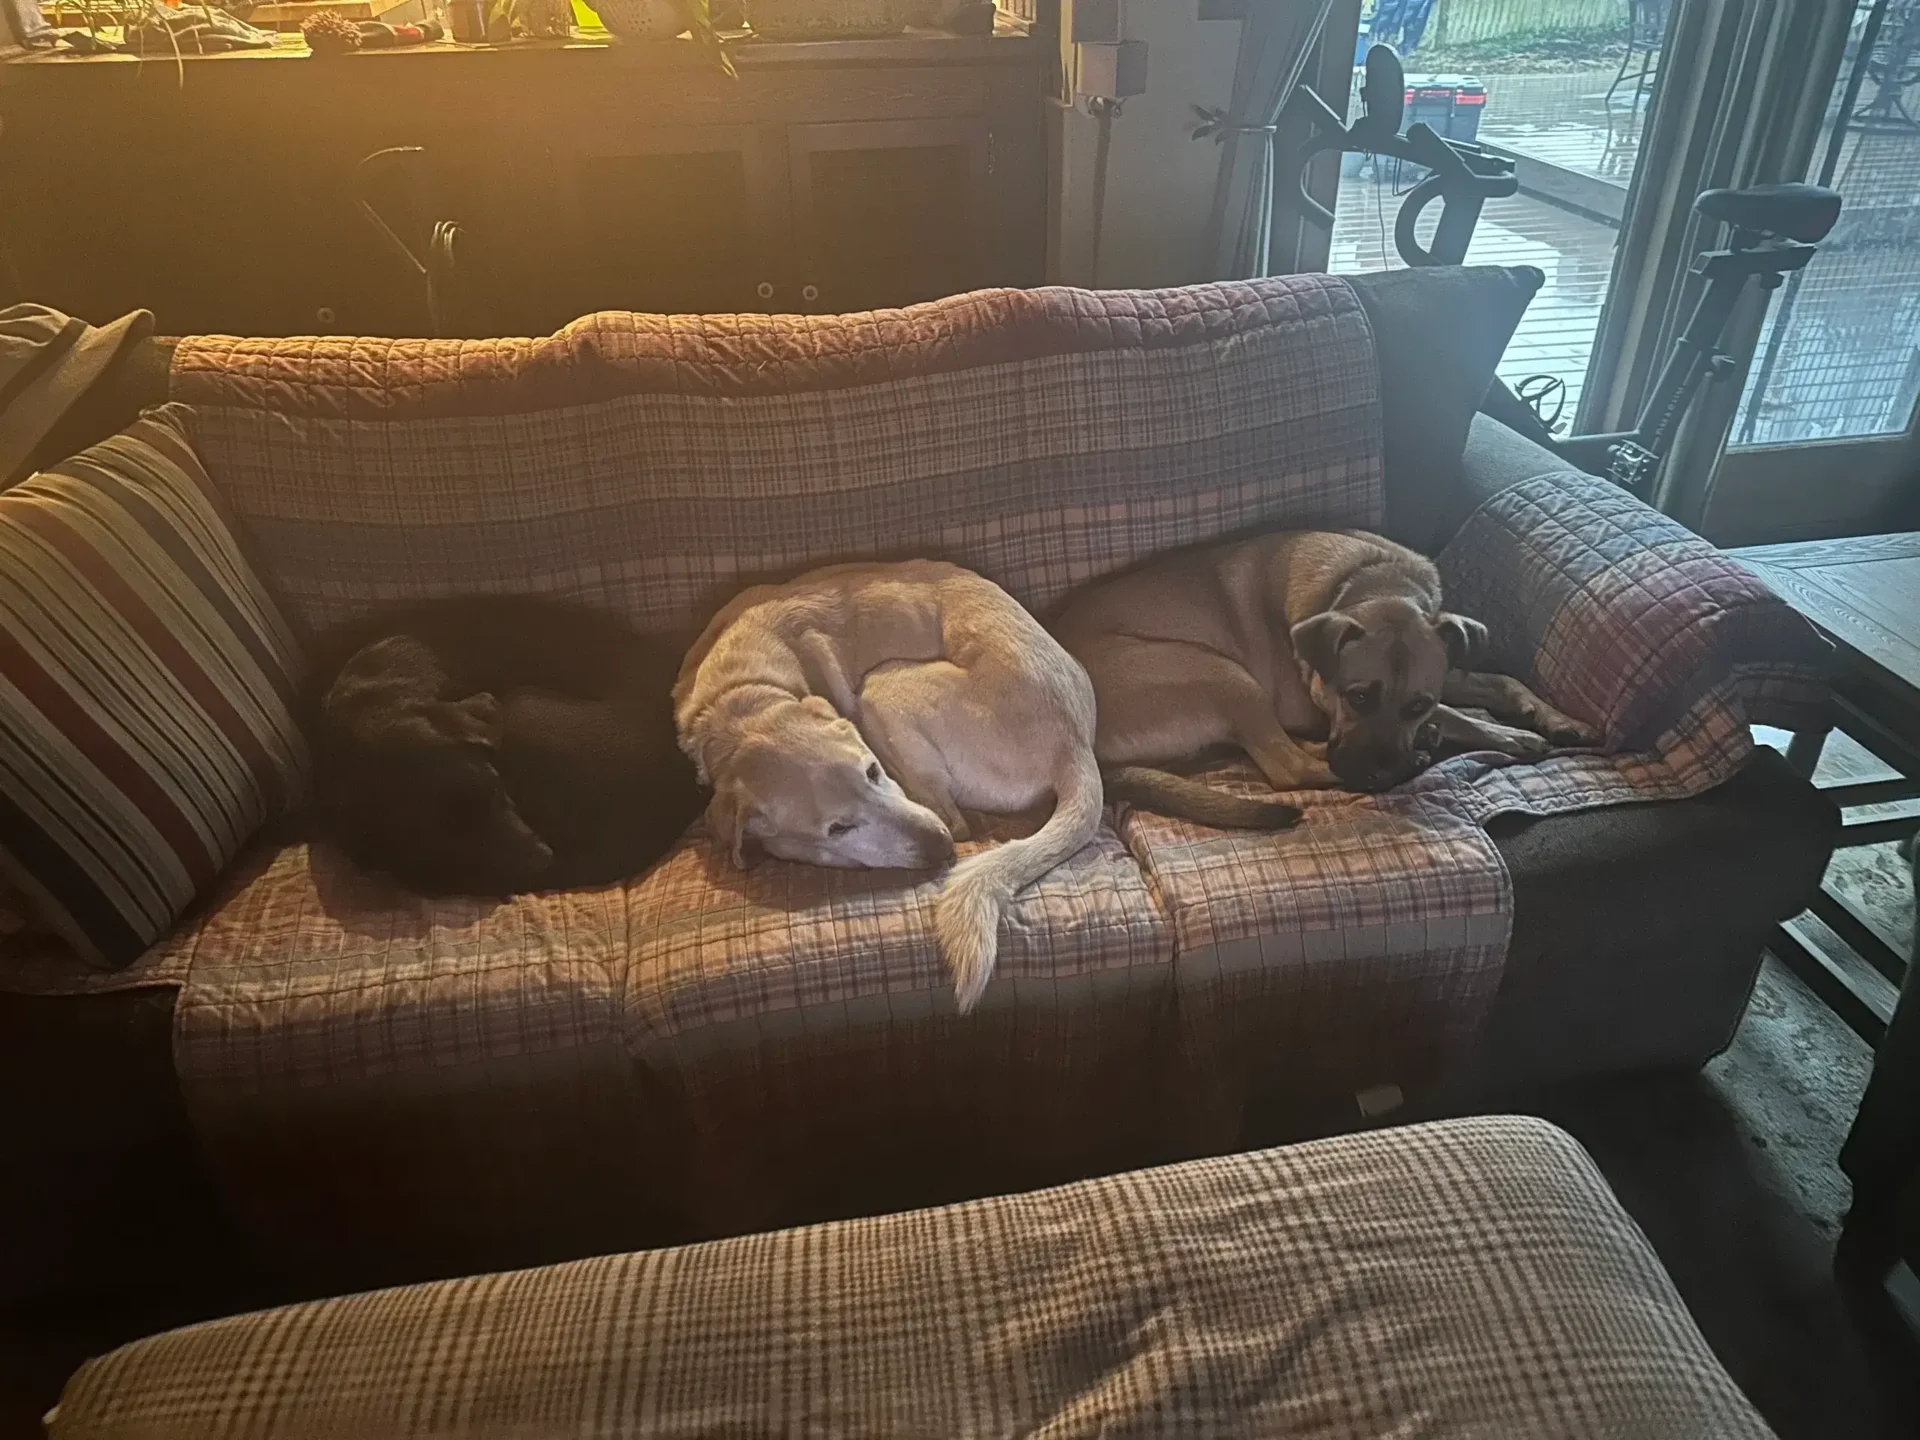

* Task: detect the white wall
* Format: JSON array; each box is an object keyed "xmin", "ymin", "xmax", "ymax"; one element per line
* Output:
[{"xmin": 1048, "ymin": 2, "xmax": 1244, "ymax": 288}]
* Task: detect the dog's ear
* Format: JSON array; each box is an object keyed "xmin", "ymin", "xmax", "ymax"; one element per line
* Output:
[
  {"xmin": 1434, "ymin": 613, "xmax": 1490, "ymax": 673},
  {"xmin": 705, "ymin": 784, "xmax": 757, "ymax": 869},
  {"xmin": 798, "ymin": 695, "xmax": 841, "ymax": 722},
  {"xmin": 1290, "ymin": 612, "xmax": 1364, "ymax": 681}
]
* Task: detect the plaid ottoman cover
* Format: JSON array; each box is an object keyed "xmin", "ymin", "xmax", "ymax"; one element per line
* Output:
[{"xmin": 49, "ymin": 1117, "xmax": 1775, "ymax": 1440}]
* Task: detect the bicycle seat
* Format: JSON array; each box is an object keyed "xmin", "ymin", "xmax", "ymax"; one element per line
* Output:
[{"xmin": 1694, "ymin": 183, "xmax": 1840, "ymax": 243}]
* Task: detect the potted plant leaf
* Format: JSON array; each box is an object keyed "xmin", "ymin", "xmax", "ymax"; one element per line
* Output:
[{"xmin": 589, "ymin": 0, "xmax": 732, "ymax": 72}]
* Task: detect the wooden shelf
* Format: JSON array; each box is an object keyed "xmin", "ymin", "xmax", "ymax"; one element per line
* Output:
[
  {"xmin": 1, "ymin": 10, "xmax": 1047, "ymax": 338},
  {"xmin": 6, "ymin": 24, "xmax": 1035, "ymax": 70}
]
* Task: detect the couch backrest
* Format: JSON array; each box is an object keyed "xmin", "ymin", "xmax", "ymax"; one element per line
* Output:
[{"xmin": 170, "ymin": 277, "xmax": 1384, "ymax": 647}]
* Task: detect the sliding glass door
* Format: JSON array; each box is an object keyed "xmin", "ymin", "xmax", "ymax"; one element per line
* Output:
[
  {"xmin": 1322, "ymin": 0, "xmax": 1673, "ymax": 422},
  {"xmin": 1689, "ymin": 0, "xmax": 1920, "ymax": 543}
]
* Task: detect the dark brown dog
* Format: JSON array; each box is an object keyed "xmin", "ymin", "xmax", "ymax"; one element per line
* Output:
[{"xmin": 311, "ymin": 596, "xmax": 700, "ymax": 895}]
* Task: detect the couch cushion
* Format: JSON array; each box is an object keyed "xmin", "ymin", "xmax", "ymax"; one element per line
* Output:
[
  {"xmin": 169, "ymin": 278, "xmax": 1384, "ymax": 644},
  {"xmin": 157, "ymin": 840, "xmax": 631, "ymax": 1091},
  {"xmin": 1347, "ymin": 264, "xmax": 1543, "ymax": 557},
  {"xmin": 625, "ymin": 819, "xmax": 1170, "ymax": 1058},
  {"xmin": 1113, "ymin": 766, "xmax": 1511, "ymax": 1114},
  {"xmin": 149, "ymin": 837, "xmax": 677, "ymax": 1282},
  {"xmin": 49, "ymin": 1117, "xmax": 1777, "ymax": 1440},
  {"xmin": 156, "ymin": 818, "xmax": 1176, "ymax": 1254},
  {"xmin": 0, "ymin": 407, "xmax": 305, "ymax": 968}
]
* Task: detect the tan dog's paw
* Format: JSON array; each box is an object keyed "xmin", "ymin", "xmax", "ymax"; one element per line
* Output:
[
  {"xmin": 1294, "ymin": 761, "xmax": 1342, "ymax": 789},
  {"xmin": 1486, "ymin": 724, "xmax": 1553, "ymax": 761},
  {"xmin": 1536, "ymin": 709, "xmax": 1602, "ymax": 748}
]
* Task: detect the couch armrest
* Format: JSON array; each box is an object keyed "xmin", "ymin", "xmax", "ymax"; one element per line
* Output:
[
  {"xmin": 1453, "ymin": 413, "xmax": 1585, "ymax": 531},
  {"xmin": 1418, "ymin": 412, "xmax": 1591, "ymax": 554},
  {"xmin": 1437, "ymin": 466, "xmax": 1833, "ymax": 753}
]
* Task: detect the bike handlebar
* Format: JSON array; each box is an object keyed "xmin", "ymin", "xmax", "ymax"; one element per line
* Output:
[{"xmin": 1291, "ymin": 121, "xmax": 1517, "ymax": 236}]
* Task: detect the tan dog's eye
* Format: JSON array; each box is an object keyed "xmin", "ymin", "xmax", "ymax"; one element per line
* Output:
[
  {"xmin": 1403, "ymin": 698, "xmax": 1434, "ymax": 720},
  {"xmin": 865, "ymin": 762, "xmax": 882, "ymax": 784}
]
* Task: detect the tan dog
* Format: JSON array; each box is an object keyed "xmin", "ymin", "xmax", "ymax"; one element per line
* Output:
[
  {"xmin": 674, "ymin": 560, "xmax": 1102, "ymax": 1011},
  {"xmin": 1052, "ymin": 529, "xmax": 1600, "ymax": 816}
]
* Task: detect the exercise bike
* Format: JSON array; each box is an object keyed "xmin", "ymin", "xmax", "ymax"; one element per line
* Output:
[{"xmin": 1286, "ymin": 46, "xmax": 1842, "ymax": 503}]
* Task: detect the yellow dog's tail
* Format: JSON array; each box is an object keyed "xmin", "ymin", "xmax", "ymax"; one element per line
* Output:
[{"xmin": 934, "ymin": 748, "xmax": 1104, "ymax": 1013}]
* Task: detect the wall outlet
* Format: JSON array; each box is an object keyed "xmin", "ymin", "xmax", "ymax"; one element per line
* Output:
[{"xmin": 1076, "ymin": 39, "xmax": 1147, "ymax": 100}]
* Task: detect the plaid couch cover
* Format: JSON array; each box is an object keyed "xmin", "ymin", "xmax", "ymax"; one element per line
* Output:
[
  {"xmin": 131, "ymin": 278, "xmax": 1827, "ymax": 1265},
  {"xmin": 50, "ymin": 1117, "xmax": 1776, "ymax": 1440},
  {"xmin": 1436, "ymin": 470, "xmax": 1832, "ymax": 822}
]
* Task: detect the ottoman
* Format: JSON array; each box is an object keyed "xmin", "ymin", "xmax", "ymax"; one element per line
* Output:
[{"xmin": 49, "ymin": 1116, "xmax": 1771, "ymax": 1439}]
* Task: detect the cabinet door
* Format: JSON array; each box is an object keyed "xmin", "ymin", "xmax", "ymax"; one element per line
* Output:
[
  {"xmin": 787, "ymin": 118, "xmax": 993, "ymax": 314},
  {"xmin": 565, "ymin": 124, "xmax": 784, "ymax": 317}
]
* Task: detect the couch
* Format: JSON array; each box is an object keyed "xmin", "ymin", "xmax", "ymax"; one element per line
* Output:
[
  {"xmin": 1, "ymin": 267, "xmax": 1837, "ymax": 1309},
  {"xmin": 47, "ymin": 1117, "xmax": 1779, "ymax": 1440}
]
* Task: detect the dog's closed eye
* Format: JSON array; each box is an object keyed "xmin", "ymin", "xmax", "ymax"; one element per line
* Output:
[
  {"xmin": 865, "ymin": 762, "xmax": 881, "ymax": 784},
  {"xmin": 827, "ymin": 820, "xmax": 858, "ymax": 837}
]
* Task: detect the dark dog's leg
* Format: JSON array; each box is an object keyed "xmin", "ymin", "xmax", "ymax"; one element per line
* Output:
[
  {"xmin": 427, "ymin": 692, "xmax": 505, "ymax": 748},
  {"xmin": 1444, "ymin": 671, "xmax": 1601, "ymax": 747}
]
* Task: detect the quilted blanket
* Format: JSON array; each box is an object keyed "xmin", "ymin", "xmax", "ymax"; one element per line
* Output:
[
  {"xmin": 49, "ymin": 1118, "xmax": 1777, "ymax": 1440},
  {"xmin": 84, "ymin": 279, "xmax": 1832, "ymax": 1270}
]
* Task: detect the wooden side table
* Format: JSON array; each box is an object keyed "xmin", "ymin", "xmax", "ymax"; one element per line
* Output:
[
  {"xmin": 1732, "ymin": 533, "xmax": 1920, "ymax": 1301},
  {"xmin": 1731, "ymin": 532, "xmax": 1920, "ymax": 1043}
]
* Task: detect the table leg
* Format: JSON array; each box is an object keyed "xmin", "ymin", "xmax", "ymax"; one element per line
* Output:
[
  {"xmin": 1837, "ymin": 941, "xmax": 1919, "ymax": 1283},
  {"xmin": 1786, "ymin": 727, "xmax": 1831, "ymax": 779}
]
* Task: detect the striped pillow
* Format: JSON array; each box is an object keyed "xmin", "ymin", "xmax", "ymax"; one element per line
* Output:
[{"xmin": 0, "ymin": 406, "xmax": 306, "ymax": 968}]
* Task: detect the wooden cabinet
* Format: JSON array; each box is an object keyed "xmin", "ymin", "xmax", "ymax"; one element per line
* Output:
[
  {"xmin": 787, "ymin": 117, "xmax": 992, "ymax": 313},
  {"xmin": 559, "ymin": 114, "xmax": 1000, "ymax": 318},
  {"xmin": 565, "ymin": 123, "xmax": 779, "ymax": 317},
  {"xmin": 0, "ymin": 32, "xmax": 1046, "ymax": 337}
]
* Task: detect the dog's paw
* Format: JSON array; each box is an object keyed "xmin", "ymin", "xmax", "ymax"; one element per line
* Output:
[
  {"xmin": 1506, "ymin": 729, "xmax": 1554, "ymax": 761},
  {"xmin": 436, "ymin": 692, "xmax": 504, "ymax": 747},
  {"xmin": 1540, "ymin": 712, "xmax": 1603, "ymax": 748},
  {"xmin": 1520, "ymin": 700, "xmax": 1602, "ymax": 748},
  {"xmin": 1480, "ymin": 723, "xmax": 1552, "ymax": 761}
]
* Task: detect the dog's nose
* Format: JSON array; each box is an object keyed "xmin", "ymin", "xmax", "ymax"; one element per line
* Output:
[
  {"xmin": 1327, "ymin": 745, "xmax": 1376, "ymax": 790},
  {"xmin": 1329, "ymin": 746, "xmax": 1411, "ymax": 793},
  {"xmin": 921, "ymin": 832, "xmax": 957, "ymax": 869}
]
